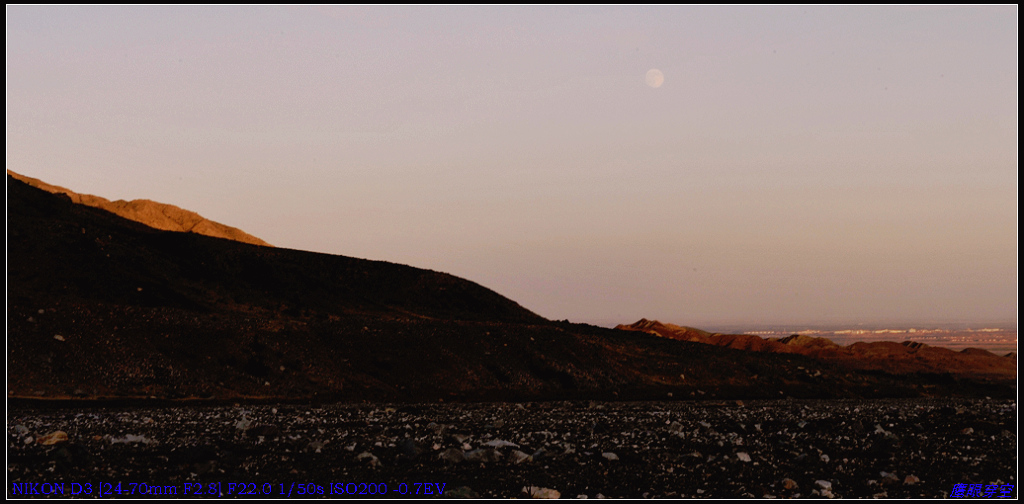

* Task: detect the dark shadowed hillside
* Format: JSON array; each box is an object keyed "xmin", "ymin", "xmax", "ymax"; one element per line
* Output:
[
  {"xmin": 7, "ymin": 174, "xmax": 542, "ymax": 325},
  {"xmin": 6, "ymin": 175, "xmax": 1014, "ymax": 403}
]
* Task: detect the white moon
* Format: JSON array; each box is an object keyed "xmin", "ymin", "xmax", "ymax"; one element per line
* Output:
[{"xmin": 645, "ymin": 68, "xmax": 664, "ymax": 88}]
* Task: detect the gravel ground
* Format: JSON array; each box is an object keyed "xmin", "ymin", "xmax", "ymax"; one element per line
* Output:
[{"xmin": 8, "ymin": 398, "xmax": 1017, "ymax": 499}]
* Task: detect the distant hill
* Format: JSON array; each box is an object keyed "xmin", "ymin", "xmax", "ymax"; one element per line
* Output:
[
  {"xmin": 7, "ymin": 170, "xmax": 271, "ymax": 247},
  {"xmin": 6, "ymin": 174, "xmax": 1015, "ymax": 403},
  {"xmin": 616, "ymin": 319, "xmax": 1015, "ymax": 381}
]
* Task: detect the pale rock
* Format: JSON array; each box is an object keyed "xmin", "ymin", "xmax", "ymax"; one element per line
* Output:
[
  {"xmin": 465, "ymin": 448, "xmax": 502, "ymax": 463},
  {"xmin": 355, "ymin": 451, "xmax": 380, "ymax": 467},
  {"xmin": 37, "ymin": 431, "xmax": 69, "ymax": 445},
  {"xmin": 484, "ymin": 439, "xmax": 519, "ymax": 448},
  {"xmin": 524, "ymin": 486, "xmax": 561, "ymax": 499}
]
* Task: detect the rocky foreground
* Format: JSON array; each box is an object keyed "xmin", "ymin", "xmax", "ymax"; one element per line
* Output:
[{"xmin": 7, "ymin": 398, "xmax": 1016, "ymax": 499}]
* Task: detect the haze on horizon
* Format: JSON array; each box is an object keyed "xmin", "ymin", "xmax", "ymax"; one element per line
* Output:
[{"xmin": 6, "ymin": 6, "xmax": 1018, "ymax": 327}]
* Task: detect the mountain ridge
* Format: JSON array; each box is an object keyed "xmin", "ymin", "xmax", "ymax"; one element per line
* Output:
[
  {"xmin": 7, "ymin": 169, "xmax": 272, "ymax": 247},
  {"xmin": 615, "ymin": 319, "xmax": 1015, "ymax": 380}
]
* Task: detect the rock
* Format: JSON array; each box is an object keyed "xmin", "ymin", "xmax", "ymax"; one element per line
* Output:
[
  {"xmin": 53, "ymin": 335, "xmax": 65, "ymax": 341},
  {"xmin": 880, "ymin": 471, "xmax": 900, "ymax": 485},
  {"xmin": 109, "ymin": 434, "xmax": 156, "ymax": 445},
  {"xmin": 465, "ymin": 448, "xmax": 502, "ymax": 463},
  {"xmin": 781, "ymin": 478, "xmax": 799, "ymax": 490},
  {"xmin": 737, "ymin": 452, "xmax": 751, "ymax": 462},
  {"xmin": 961, "ymin": 427, "xmax": 974, "ymax": 435},
  {"xmin": 355, "ymin": 451, "xmax": 380, "ymax": 467},
  {"xmin": 14, "ymin": 425, "xmax": 29, "ymax": 436},
  {"xmin": 308, "ymin": 441, "xmax": 325, "ymax": 453},
  {"xmin": 484, "ymin": 439, "xmax": 519, "ymax": 448},
  {"xmin": 602, "ymin": 452, "xmax": 619, "ymax": 461},
  {"xmin": 439, "ymin": 447, "xmax": 465, "ymax": 463},
  {"xmin": 667, "ymin": 421, "xmax": 685, "ymax": 434},
  {"xmin": 525, "ymin": 486, "xmax": 561, "ymax": 499},
  {"xmin": 815, "ymin": 480, "xmax": 832, "ymax": 491},
  {"xmin": 820, "ymin": 454, "xmax": 830, "ymax": 463},
  {"xmin": 511, "ymin": 450, "xmax": 532, "ymax": 464},
  {"xmin": 903, "ymin": 475, "xmax": 920, "ymax": 485},
  {"xmin": 37, "ymin": 431, "xmax": 69, "ymax": 445}
]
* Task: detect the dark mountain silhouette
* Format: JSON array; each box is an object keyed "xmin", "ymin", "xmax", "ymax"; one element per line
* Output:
[
  {"xmin": 6, "ymin": 175, "xmax": 1014, "ymax": 403},
  {"xmin": 7, "ymin": 173, "xmax": 541, "ymax": 324}
]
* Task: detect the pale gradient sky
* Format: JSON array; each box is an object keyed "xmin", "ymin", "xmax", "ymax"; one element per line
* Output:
[{"xmin": 6, "ymin": 6, "xmax": 1018, "ymax": 327}]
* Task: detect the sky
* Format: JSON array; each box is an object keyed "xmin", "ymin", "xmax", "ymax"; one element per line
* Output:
[{"xmin": 6, "ymin": 6, "xmax": 1018, "ymax": 327}]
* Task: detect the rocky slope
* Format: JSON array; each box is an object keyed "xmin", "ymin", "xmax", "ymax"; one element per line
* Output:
[
  {"xmin": 616, "ymin": 319, "xmax": 1016, "ymax": 381},
  {"xmin": 6, "ymin": 175, "xmax": 1015, "ymax": 403},
  {"xmin": 6, "ymin": 170, "xmax": 271, "ymax": 247}
]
